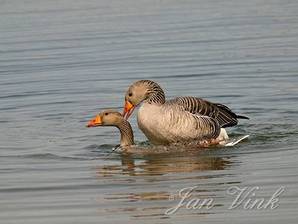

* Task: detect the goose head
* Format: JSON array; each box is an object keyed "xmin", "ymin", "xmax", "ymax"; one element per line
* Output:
[
  {"xmin": 87, "ymin": 110, "xmax": 134, "ymax": 147},
  {"xmin": 87, "ymin": 110, "xmax": 123, "ymax": 127},
  {"xmin": 123, "ymin": 80, "xmax": 165, "ymax": 119}
]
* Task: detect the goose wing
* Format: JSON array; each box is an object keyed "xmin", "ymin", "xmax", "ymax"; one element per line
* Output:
[
  {"xmin": 190, "ymin": 114, "xmax": 221, "ymax": 139},
  {"xmin": 167, "ymin": 96, "xmax": 248, "ymax": 128}
]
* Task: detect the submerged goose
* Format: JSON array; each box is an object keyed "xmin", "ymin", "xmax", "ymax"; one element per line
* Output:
[
  {"xmin": 87, "ymin": 110, "xmax": 134, "ymax": 148},
  {"xmin": 122, "ymin": 80, "xmax": 249, "ymax": 145},
  {"xmin": 86, "ymin": 110, "xmax": 230, "ymax": 154}
]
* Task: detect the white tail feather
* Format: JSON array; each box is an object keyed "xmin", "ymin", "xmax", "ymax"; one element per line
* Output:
[{"xmin": 225, "ymin": 135, "xmax": 250, "ymax": 147}]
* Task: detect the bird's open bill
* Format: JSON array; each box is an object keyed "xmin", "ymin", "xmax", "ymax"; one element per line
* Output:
[
  {"xmin": 122, "ymin": 100, "xmax": 135, "ymax": 120},
  {"xmin": 86, "ymin": 114, "xmax": 102, "ymax": 127}
]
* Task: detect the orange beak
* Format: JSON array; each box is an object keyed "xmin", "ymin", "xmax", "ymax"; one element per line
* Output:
[
  {"xmin": 86, "ymin": 114, "xmax": 102, "ymax": 127},
  {"xmin": 122, "ymin": 100, "xmax": 135, "ymax": 120}
]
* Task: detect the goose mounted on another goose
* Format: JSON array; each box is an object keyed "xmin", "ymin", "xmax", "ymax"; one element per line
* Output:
[
  {"xmin": 122, "ymin": 80, "xmax": 249, "ymax": 145},
  {"xmin": 86, "ymin": 110, "xmax": 242, "ymax": 154}
]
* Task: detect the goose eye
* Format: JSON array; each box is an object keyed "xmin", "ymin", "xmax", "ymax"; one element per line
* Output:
[
  {"xmin": 128, "ymin": 93, "xmax": 133, "ymax": 97},
  {"xmin": 105, "ymin": 113, "xmax": 109, "ymax": 116}
]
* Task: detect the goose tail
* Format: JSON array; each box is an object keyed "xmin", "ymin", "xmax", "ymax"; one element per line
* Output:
[{"xmin": 236, "ymin": 115, "xmax": 249, "ymax": 120}]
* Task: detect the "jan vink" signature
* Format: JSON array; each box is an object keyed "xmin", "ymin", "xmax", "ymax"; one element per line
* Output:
[{"xmin": 165, "ymin": 185, "xmax": 285, "ymax": 215}]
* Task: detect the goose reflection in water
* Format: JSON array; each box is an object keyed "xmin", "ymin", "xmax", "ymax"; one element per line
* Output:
[
  {"xmin": 96, "ymin": 153, "xmax": 233, "ymax": 177},
  {"xmin": 95, "ymin": 153, "xmax": 234, "ymax": 219}
]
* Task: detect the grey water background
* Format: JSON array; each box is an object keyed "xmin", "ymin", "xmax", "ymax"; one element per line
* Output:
[{"xmin": 1, "ymin": 0, "xmax": 298, "ymax": 223}]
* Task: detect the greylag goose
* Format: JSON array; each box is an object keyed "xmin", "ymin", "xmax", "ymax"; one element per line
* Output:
[
  {"xmin": 122, "ymin": 80, "xmax": 249, "ymax": 145},
  {"xmin": 87, "ymin": 110, "xmax": 134, "ymax": 148},
  {"xmin": 86, "ymin": 110, "xmax": 237, "ymax": 153}
]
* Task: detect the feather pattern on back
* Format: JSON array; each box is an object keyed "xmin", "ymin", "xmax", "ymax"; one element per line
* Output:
[{"xmin": 167, "ymin": 96, "xmax": 247, "ymax": 128}]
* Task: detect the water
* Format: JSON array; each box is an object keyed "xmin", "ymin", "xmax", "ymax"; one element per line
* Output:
[{"xmin": 1, "ymin": 0, "xmax": 298, "ymax": 223}]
